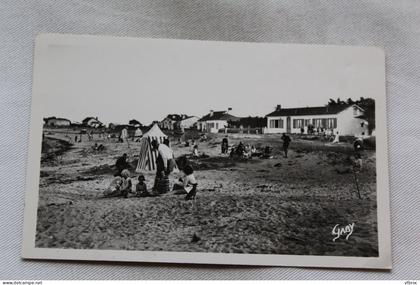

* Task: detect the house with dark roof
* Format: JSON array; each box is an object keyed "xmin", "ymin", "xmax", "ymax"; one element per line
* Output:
[
  {"xmin": 82, "ymin": 117, "xmax": 103, "ymax": 128},
  {"xmin": 197, "ymin": 109, "xmax": 240, "ymax": 133},
  {"xmin": 159, "ymin": 114, "xmax": 198, "ymax": 130},
  {"xmin": 264, "ymin": 104, "xmax": 369, "ymax": 136}
]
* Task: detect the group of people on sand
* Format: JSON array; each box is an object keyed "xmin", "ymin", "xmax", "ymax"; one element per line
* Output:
[
  {"xmin": 104, "ymin": 139, "xmax": 198, "ymax": 201},
  {"xmin": 221, "ymin": 133, "xmax": 291, "ymax": 159}
]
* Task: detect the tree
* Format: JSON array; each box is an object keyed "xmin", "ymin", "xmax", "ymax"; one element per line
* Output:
[
  {"xmin": 129, "ymin": 119, "xmax": 142, "ymax": 126},
  {"xmin": 328, "ymin": 98, "xmax": 337, "ymax": 106},
  {"xmin": 356, "ymin": 98, "xmax": 375, "ymax": 133}
]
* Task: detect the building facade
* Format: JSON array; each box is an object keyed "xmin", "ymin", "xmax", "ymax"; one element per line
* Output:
[
  {"xmin": 175, "ymin": 116, "xmax": 199, "ymax": 130},
  {"xmin": 197, "ymin": 110, "xmax": 239, "ymax": 133},
  {"xmin": 82, "ymin": 117, "xmax": 103, "ymax": 128},
  {"xmin": 264, "ymin": 104, "xmax": 369, "ymax": 136},
  {"xmin": 160, "ymin": 114, "xmax": 198, "ymax": 130}
]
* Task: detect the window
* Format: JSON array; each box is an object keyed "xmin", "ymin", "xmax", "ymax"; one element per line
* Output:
[
  {"xmin": 327, "ymin": 118, "xmax": 337, "ymax": 129},
  {"xmin": 269, "ymin": 119, "xmax": 283, "ymax": 128},
  {"xmin": 353, "ymin": 107, "xmax": 359, "ymax": 116},
  {"xmin": 293, "ymin": 119, "xmax": 305, "ymax": 128},
  {"xmin": 312, "ymin": 118, "xmax": 337, "ymax": 129}
]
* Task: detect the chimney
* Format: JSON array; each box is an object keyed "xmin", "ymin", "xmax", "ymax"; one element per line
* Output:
[
  {"xmin": 276, "ymin": 105, "xmax": 281, "ymax": 111},
  {"xmin": 210, "ymin": 110, "xmax": 214, "ymax": 117},
  {"xmin": 227, "ymin": 107, "xmax": 232, "ymax": 113}
]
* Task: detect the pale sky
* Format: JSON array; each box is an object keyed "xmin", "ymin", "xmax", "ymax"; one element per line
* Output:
[{"xmin": 37, "ymin": 35, "xmax": 383, "ymax": 125}]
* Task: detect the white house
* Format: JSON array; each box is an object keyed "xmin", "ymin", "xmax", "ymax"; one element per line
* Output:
[
  {"xmin": 264, "ymin": 104, "xmax": 369, "ymax": 136},
  {"xmin": 159, "ymin": 114, "xmax": 198, "ymax": 130},
  {"xmin": 197, "ymin": 109, "xmax": 239, "ymax": 133},
  {"xmin": 175, "ymin": 116, "xmax": 199, "ymax": 130}
]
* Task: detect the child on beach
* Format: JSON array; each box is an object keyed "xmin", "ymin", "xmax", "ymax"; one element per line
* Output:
[
  {"xmin": 172, "ymin": 165, "xmax": 198, "ymax": 200},
  {"xmin": 135, "ymin": 174, "xmax": 150, "ymax": 197},
  {"xmin": 119, "ymin": 169, "xmax": 132, "ymax": 198},
  {"xmin": 103, "ymin": 176, "xmax": 123, "ymax": 197}
]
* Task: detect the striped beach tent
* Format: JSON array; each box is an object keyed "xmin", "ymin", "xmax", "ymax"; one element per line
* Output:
[{"xmin": 136, "ymin": 124, "xmax": 167, "ymax": 172}]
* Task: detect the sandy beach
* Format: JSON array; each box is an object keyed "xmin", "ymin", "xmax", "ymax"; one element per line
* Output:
[{"xmin": 36, "ymin": 129, "xmax": 378, "ymax": 256}]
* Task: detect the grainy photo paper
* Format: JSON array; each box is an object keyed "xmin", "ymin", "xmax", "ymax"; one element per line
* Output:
[{"xmin": 22, "ymin": 33, "xmax": 392, "ymax": 269}]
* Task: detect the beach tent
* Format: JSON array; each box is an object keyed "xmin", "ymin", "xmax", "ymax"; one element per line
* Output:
[{"xmin": 136, "ymin": 124, "xmax": 168, "ymax": 172}]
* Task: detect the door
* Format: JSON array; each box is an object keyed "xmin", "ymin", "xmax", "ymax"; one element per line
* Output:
[{"xmin": 286, "ymin": 116, "xmax": 291, "ymax": 133}]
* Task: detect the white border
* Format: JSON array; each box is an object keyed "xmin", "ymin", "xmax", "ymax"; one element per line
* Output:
[{"xmin": 21, "ymin": 33, "xmax": 392, "ymax": 269}]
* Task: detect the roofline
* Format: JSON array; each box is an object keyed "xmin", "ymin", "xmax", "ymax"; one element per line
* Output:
[{"xmin": 265, "ymin": 104, "xmax": 366, "ymax": 117}]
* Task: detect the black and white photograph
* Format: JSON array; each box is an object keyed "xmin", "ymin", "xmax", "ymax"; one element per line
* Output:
[{"xmin": 22, "ymin": 34, "xmax": 391, "ymax": 268}]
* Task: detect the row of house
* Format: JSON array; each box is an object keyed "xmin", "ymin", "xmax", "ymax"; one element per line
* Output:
[
  {"xmin": 181, "ymin": 104, "xmax": 370, "ymax": 136},
  {"xmin": 44, "ymin": 116, "xmax": 104, "ymax": 128},
  {"xmin": 45, "ymin": 103, "xmax": 371, "ymax": 136}
]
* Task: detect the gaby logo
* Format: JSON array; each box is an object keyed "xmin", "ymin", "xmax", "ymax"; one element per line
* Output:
[{"xmin": 332, "ymin": 223, "xmax": 355, "ymax": 242}]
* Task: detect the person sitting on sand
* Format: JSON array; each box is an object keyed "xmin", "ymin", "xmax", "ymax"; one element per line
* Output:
[
  {"xmin": 251, "ymin": 145, "xmax": 257, "ymax": 154},
  {"xmin": 103, "ymin": 176, "xmax": 124, "ymax": 197},
  {"xmin": 135, "ymin": 174, "xmax": 150, "ymax": 197},
  {"xmin": 172, "ymin": 165, "xmax": 198, "ymax": 199},
  {"xmin": 115, "ymin": 153, "xmax": 130, "ymax": 176},
  {"xmin": 104, "ymin": 169, "xmax": 132, "ymax": 198},
  {"xmin": 119, "ymin": 169, "xmax": 132, "ymax": 198},
  {"xmin": 281, "ymin": 133, "xmax": 291, "ymax": 158}
]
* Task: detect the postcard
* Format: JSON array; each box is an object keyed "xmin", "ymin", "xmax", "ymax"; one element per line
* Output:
[{"xmin": 22, "ymin": 33, "xmax": 391, "ymax": 269}]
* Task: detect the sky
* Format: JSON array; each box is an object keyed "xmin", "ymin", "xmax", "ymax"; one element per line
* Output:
[{"xmin": 37, "ymin": 36, "xmax": 384, "ymax": 125}]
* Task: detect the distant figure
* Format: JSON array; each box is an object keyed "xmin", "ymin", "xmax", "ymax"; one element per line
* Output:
[
  {"xmin": 300, "ymin": 127, "xmax": 304, "ymax": 134},
  {"xmin": 88, "ymin": 130, "xmax": 93, "ymax": 141},
  {"xmin": 250, "ymin": 145, "xmax": 257, "ymax": 155},
  {"xmin": 93, "ymin": 143, "xmax": 105, "ymax": 151},
  {"xmin": 74, "ymin": 135, "xmax": 78, "ymax": 142},
  {"xmin": 263, "ymin": 146, "xmax": 272, "ymax": 158},
  {"xmin": 353, "ymin": 137, "xmax": 364, "ymax": 151},
  {"xmin": 221, "ymin": 136, "xmax": 229, "ymax": 154},
  {"xmin": 115, "ymin": 153, "xmax": 130, "ymax": 176},
  {"xmin": 332, "ymin": 132, "xmax": 340, "ymax": 144},
  {"xmin": 234, "ymin": 142, "xmax": 245, "ymax": 158},
  {"xmin": 192, "ymin": 145, "xmax": 199, "ymax": 157},
  {"xmin": 281, "ymin": 133, "xmax": 291, "ymax": 158},
  {"xmin": 135, "ymin": 174, "xmax": 150, "ymax": 197}
]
